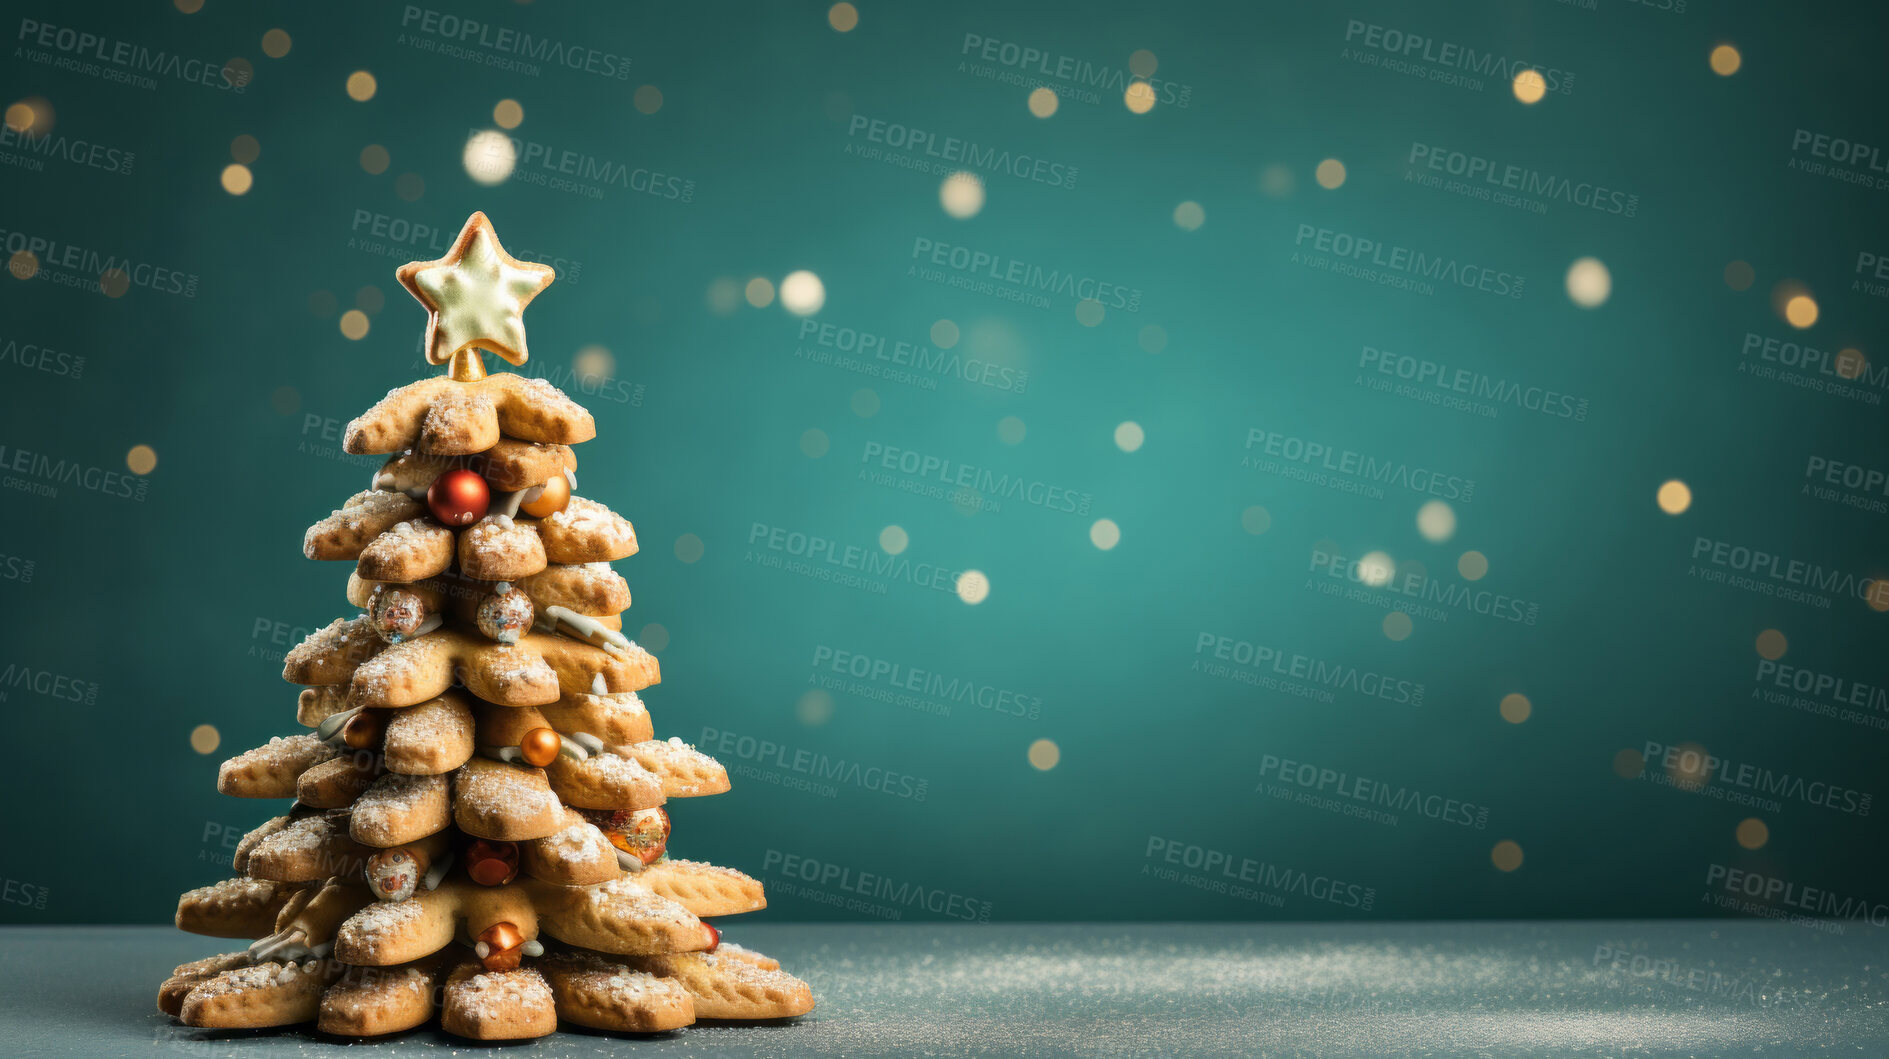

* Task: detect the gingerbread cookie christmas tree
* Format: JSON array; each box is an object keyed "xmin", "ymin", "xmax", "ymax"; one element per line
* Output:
[{"xmin": 159, "ymin": 213, "xmax": 813, "ymax": 1040}]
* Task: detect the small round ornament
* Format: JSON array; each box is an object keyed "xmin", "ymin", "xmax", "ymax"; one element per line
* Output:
[
  {"xmin": 520, "ymin": 474, "xmax": 571, "ymax": 518},
  {"xmin": 519, "ymin": 727, "xmax": 562, "ymax": 768},
  {"xmin": 703, "ymin": 921, "xmax": 720, "ymax": 953},
  {"xmin": 365, "ymin": 848, "xmax": 422, "ymax": 902},
  {"xmin": 476, "ymin": 587, "xmax": 534, "ymax": 644},
  {"xmin": 427, "ymin": 468, "xmax": 490, "ymax": 526},
  {"xmin": 475, "ymin": 921, "xmax": 526, "ymax": 971},
  {"xmin": 466, "ymin": 839, "xmax": 520, "ymax": 887},
  {"xmin": 368, "ymin": 587, "xmax": 428, "ymax": 641}
]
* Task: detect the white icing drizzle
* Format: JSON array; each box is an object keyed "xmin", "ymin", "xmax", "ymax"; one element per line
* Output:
[
  {"xmin": 615, "ymin": 849, "xmax": 647, "ymax": 873},
  {"xmin": 537, "ymin": 605, "xmax": 631, "ymax": 653},
  {"xmin": 248, "ymin": 928, "xmax": 309, "ymax": 964},
  {"xmin": 568, "ymin": 732, "xmax": 605, "ymax": 755},
  {"xmin": 423, "ymin": 850, "xmax": 454, "ymax": 891},
  {"xmin": 590, "ymin": 673, "xmax": 607, "ymax": 695},
  {"xmin": 317, "ymin": 706, "xmax": 364, "ymax": 744},
  {"xmin": 491, "ymin": 488, "xmax": 527, "ymax": 519}
]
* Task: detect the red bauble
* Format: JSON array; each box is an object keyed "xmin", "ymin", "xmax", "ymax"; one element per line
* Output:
[
  {"xmin": 703, "ymin": 921, "xmax": 720, "ymax": 953},
  {"xmin": 427, "ymin": 469, "xmax": 489, "ymax": 526}
]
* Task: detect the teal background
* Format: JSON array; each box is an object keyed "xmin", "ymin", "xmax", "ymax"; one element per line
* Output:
[{"xmin": 2, "ymin": 0, "xmax": 1886, "ymax": 927}]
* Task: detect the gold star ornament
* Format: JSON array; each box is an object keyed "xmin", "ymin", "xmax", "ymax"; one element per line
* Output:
[{"xmin": 397, "ymin": 212, "xmax": 555, "ymax": 381}]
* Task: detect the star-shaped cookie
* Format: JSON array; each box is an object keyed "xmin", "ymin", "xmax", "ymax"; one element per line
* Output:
[{"xmin": 397, "ymin": 212, "xmax": 554, "ymax": 372}]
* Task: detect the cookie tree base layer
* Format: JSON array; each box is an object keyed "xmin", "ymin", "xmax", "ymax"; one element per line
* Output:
[{"xmin": 23, "ymin": 921, "xmax": 1886, "ymax": 1056}]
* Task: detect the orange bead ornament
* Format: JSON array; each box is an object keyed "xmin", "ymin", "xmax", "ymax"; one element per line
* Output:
[
  {"xmin": 465, "ymin": 839, "xmax": 520, "ymax": 886},
  {"xmin": 476, "ymin": 921, "xmax": 526, "ymax": 971},
  {"xmin": 519, "ymin": 474, "xmax": 570, "ymax": 518},
  {"xmin": 519, "ymin": 727, "xmax": 561, "ymax": 767}
]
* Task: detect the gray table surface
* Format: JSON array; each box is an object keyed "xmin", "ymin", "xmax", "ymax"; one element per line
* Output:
[{"xmin": 2, "ymin": 920, "xmax": 1883, "ymax": 1057}]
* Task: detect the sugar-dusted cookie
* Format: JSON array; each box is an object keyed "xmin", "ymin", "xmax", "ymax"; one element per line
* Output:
[
  {"xmin": 440, "ymin": 961, "xmax": 557, "ymax": 1040},
  {"xmin": 246, "ymin": 812, "xmax": 370, "ymax": 883},
  {"xmin": 350, "ymin": 772, "xmax": 452, "ymax": 847},
  {"xmin": 537, "ymin": 950, "xmax": 695, "ymax": 1033},
  {"xmin": 282, "ymin": 616, "xmax": 387, "ymax": 687},
  {"xmin": 524, "ymin": 876, "xmax": 715, "ymax": 957},
  {"xmin": 475, "ymin": 702, "xmax": 664, "ymax": 811},
  {"xmin": 233, "ymin": 814, "xmax": 293, "ymax": 873},
  {"xmin": 627, "ymin": 947, "xmax": 815, "ymax": 1020},
  {"xmin": 304, "ymin": 491, "xmax": 424, "ymax": 560},
  {"xmin": 297, "ymin": 685, "xmax": 351, "ymax": 728},
  {"xmin": 175, "ymin": 877, "xmax": 299, "ymax": 939},
  {"xmin": 634, "ymin": 859, "xmax": 766, "ymax": 918},
  {"xmin": 454, "ymin": 758, "xmax": 564, "ymax": 841},
  {"xmin": 158, "ymin": 951, "xmax": 251, "ymax": 1017},
  {"xmin": 349, "ymin": 628, "xmax": 658, "ymax": 709},
  {"xmin": 378, "ymin": 693, "xmax": 475, "ymax": 774},
  {"xmin": 177, "ymin": 958, "xmax": 344, "ymax": 1028},
  {"xmin": 459, "ymin": 513, "xmax": 548, "ymax": 581},
  {"xmin": 316, "ymin": 957, "xmax": 443, "ymax": 1037},
  {"xmin": 334, "ymin": 877, "xmax": 539, "ymax": 967},
  {"xmin": 374, "ymin": 440, "xmax": 574, "ymax": 496},
  {"xmin": 537, "ymin": 691, "xmax": 653, "ymax": 746},
  {"xmin": 532, "ymin": 497, "xmax": 638, "ymax": 563},
  {"xmin": 218, "ymin": 733, "xmax": 339, "ymax": 798},
  {"xmin": 296, "ymin": 753, "xmax": 380, "ymax": 809},
  {"xmin": 621, "ymin": 737, "xmax": 730, "ymax": 799},
  {"xmin": 511, "ymin": 562, "xmax": 630, "ymax": 618},
  {"xmin": 344, "ymin": 374, "xmax": 594, "ymax": 455},
  {"xmin": 520, "ymin": 811, "xmax": 621, "ymax": 887},
  {"xmin": 356, "ymin": 518, "xmax": 455, "ymax": 583}
]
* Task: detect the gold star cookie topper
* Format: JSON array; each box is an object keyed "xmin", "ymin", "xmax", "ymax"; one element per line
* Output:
[{"xmin": 397, "ymin": 212, "xmax": 556, "ymax": 381}]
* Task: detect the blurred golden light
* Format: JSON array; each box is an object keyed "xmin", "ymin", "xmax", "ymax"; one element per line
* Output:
[
  {"xmin": 359, "ymin": 144, "xmax": 390, "ymax": 174},
  {"xmin": 346, "ymin": 70, "xmax": 377, "ymax": 102},
  {"xmin": 1784, "ymin": 293, "xmax": 1818, "ymax": 328},
  {"xmin": 1075, "ymin": 299, "xmax": 1105, "ymax": 327},
  {"xmin": 9, "ymin": 250, "xmax": 39, "ymax": 281},
  {"xmin": 223, "ymin": 58, "xmax": 253, "ymax": 89},
  {"xmin": 1836, "ymin": 348, "xmax": 1866, "ymax": 380},
  {"xmin": 220, "ymin": 163, "xmax": 253, "ymax": 195},
  {"xmin": 1723, "ymin": 260, "xmax": 1754, "ymax": 291},
  {"xmin": 99, "ymin": 268, "xmax": 129, "ymax": 298},
  {"xmin": 1139, "ymin": 324, "xmax": 1168, "ymax": 353},
  {"xmin": 639, "ymin": 623, "xmax": 670, "ymax": 652},
  {"xmin": 1027, "ymin": 87, "xmax": 1059, "ymax": 118},
  {"xmin": 261, "ymin": 29, "xmax": 292, "ymax": 59},
  {"xmin": 1500, "ymin": 693, "xmax": 1531, "ymax": 724},
  {"xmin": 797, "ymin": 690, "xmax": 834, "ymax": 726},
  {"xmin": 1128, "ymin": 49, "xmax": 1158, "ymax": 77},
  {"xmin": 880, "ymin": 525, "xmax": 909, "ymax": 555},
  {"xmin": 828, "ymin": 2, "xmax": 859, "ymax": 31},
  {"xmin": 174, "ymin": 0, "xmax": 204, "ymax": 12},
  {"xmin": 1417, "ymin": 499, "xmax": 1456, "ymax": 543},
  {"xmin": 339, "ymin": 310, "xmax": 370, "ymax": 340},
  {"xmin": 394, "ymin": 173, "xmax": 425, "ymax": 201},
  {"xmin": 1491, "ymin": 840, "xmax": 1524, "ymax": 872},
  {"xmin": 956, "ymin": 569, "xmax": 990, "ymax": 605},
  {"xmin": 674, "ymin": 533, "xmax": 705, "ymax": 564},
  {"xmin": 1124, "ymin": 81, "xmax": 1156, "ymax": 114},
  {"xmin": 940, "ymin": 171, "xmax": 986, "ymax": 219},
  {"xmin": 230, "ymin": 134, "xmax": 260, "ymax": 163},
  {"xmin": 493, "ymin": 99, "xmax": 524, "ymax": 129},
  {"xmin": 1657, "ymin": 479, "xmax": 1692, "ymax": 515},
  {"xmin": 1736, "ymin": 817, "xmax": 1769, "ymax": 849},
  {"xmin": 850, "ymin": 388, "xmax": 880, "ymax": 417},
  {"xmin": 1173, "ymin": 201, "xmax": 1205, "ymax": 230},
  {"xmin": 5, "ymin": 98, "xmax": 47, "ymax": 135},
  {"xmin": 745, "ymin": 277, "xmax": 775, "ymax": 308},
  {"xmin": 1565, "ymin": 257, "xmax": 1611, "ymax": 308},
  {"xmin": 1315, "ymin": 158, "xmax": 1346, "ymax": 189},
  {"xmin": 1870, "ymin": 582, "xmax": 1889, "ymax": 613},
  {"xmin": 1114, "ymin": 421, "xmax": 1145, "ymax": 453},
  {"xmin": 1511, "ymin": 68, "xmax": 1546, "ymax": 104},
  {"xmin": 1028, "ymin": 738, "xmax": 1061, "ymax": 770},
  {"xmin": 189, "ymin": 724, "xmax": 221, "ymax": 754},
  {"xmin": 1612, "ymin": 748, "xmax": 1645, "ymax": 779},
  {"xmin": 1710, "ymin": 45, "xmax": 1742, "ymax": 76},
  {"xmin": 997, "ymin": 416, "xmax": 1026, "ymax": 444},
  {"xmin": 1357, "ymin": 551, "xmax": 1395, "ymax": 587},
  {"xmin": 1755, "ymin": 629, "xmax": 1788, "ymax": 661},
  {"xmin": 1259, "ymin": 163, "xmax": 1294, "ymax": 197},
  {"xmin": 799, "ymin": 428, "xmax": 829, "ymax": 458},
  {"xmin": 1458, "ymin": 550, "xmax": 1489, "ymax": 580},
  {"xmin": 1090, "ymin": 519, "xmax": 1121, "ymax": 551},
  {"xmin": 705, "ymin": 277, "xmax": 741, "ymax": 315},
  {"xmin": 780, "ymin": 270, "xmax": 826, "ymax": 315},
  {"xmin": 126, "ymin": 445, "xmax": 158, "ymax": 475},
  {"xmin": 1665, "ymin": 741, "xmax": 1710, "ymax": 787},
  {"xmin": 463, "ymin": 129, "xmax": 516, "ymax": 185},
  {"xmin": 633, "ymin": 85, "xmax": 663, "ymax": 115},
  {"xmin": 930, "ymin": 319, "xmax": 960, "ymax": 348},
  {"xmin": 574, "ymin": 345, "xmax": 615, "ymax": 383},
  {"xmin": 1382, "ymin": 612, "xmax": 1413, "ymax": 641},
  {"xmin": 1241, "ymin": 505, "xmax": 1271, "ymax": 535}
]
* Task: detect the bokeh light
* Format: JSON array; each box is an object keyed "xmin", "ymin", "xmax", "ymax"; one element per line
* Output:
[
  {"xmin": 1565, "ymin": 257, "xmax": 1611, "ymax": 308},
  {"xmin": 346, "ymin": 71, "xmax": 377, "ymax": 101},
  {"xmin": 956, "ymin": 570, "xmax": 990, "ymax": 604},
  {"xmin": 1491, "ymin": 841, "xmax": 1524, "ymax": 872},
  {"xmin": 940, "ymin": 171, "xmax": 986, "ymax": 219},
  {"xmin": 463, "ymin": 129, "xmax": 516, "ymax": 185},
  {"xmin": 1124, "ymin": 82, "xmax": 1156, "ymax": 114},
  {"xmin": 220, "ymin": 164, "xmax": 253, "ymax": 195},
  {"xmin": 493, "ymin": 99, "xmax": 524, "ymax": 129},
  {"xmin": 1173, "ymin": 201, "xmax": 1205, "ymax": 230},
  {"xmin": 674, "ymin": 534, "xmax": 705, "ymax": 564},
  {"xmin": 879, "ymin": 525, "xmax": 908, "ymax": 555},
  {"xmin": 1710, "ymin": 44, "xmax": 1742, "ymax": 76},
  {"xmin": 780, "ymin": 270, "xmax": 826, "ymax": 315},
  {"xmin": 1028, "ymin": 738, "xmax": 1061, "ymax": 770},
  {"xmin": 1511, "ymin": 69, "xmax": 1546, "ymax": 104},
  {"xmin": 1657, "ymin": 479, "xmax": 1692, "ymax": 515},
  {"xmin": 1315, "ymin": 159, "xmax": 1346, "ymax": 189},
  {"xmin": 1500, "ymin": 693, "xmax": 1532, "ymax": 724},
  {"xmin": 828, "ymin": 3, "xmax": 859, "ymax": 31},
  {"xmin": 1114, "ymin": 421, "xmax": 1145, "ymax": 452},
  {"xmin": 1417, "ymin": 500, "xmax": 1456, "ymax": 543},
  {"xmin": 1028, "ymin": 87, "xmax": 1059, "ymax": 118},
  {"xmin": 1090, "ymin": 519, "xmax": 1121, "ymax": 550},
  {"xmin": 126, "ymin": 445, "xmax": 158, "ymax": 475},
  {"xmin": 189, "ymin": 724, "xmax": 221, "ymax": 754}
]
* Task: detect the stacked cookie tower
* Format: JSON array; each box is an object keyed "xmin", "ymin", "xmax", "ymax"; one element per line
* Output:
[{"xmin": 158, "ymin": 213, "xmax": 812, "ymax": 1040}]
